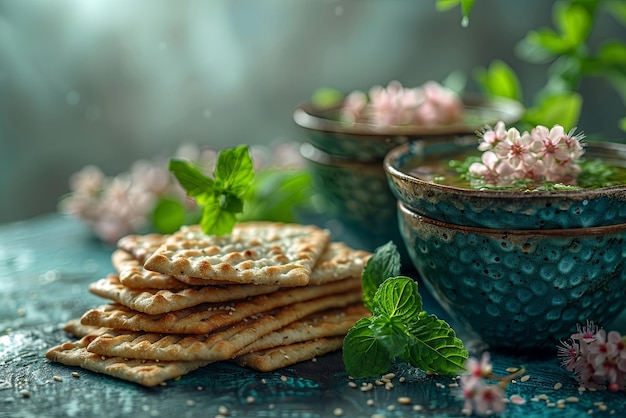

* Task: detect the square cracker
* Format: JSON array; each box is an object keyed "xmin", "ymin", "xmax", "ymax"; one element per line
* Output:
[
  {"xmin": 233, "ymin": 304, "xmax": 370, "ymax": 357},
  {"xmin": 112, "ymin": 249, "xmax": 188, "ymax": 290},
  {"xmin": 173, "ymin": 242, "xmax": 371, "ymax": 287},
  {"xmin": 45, "ymin": 336, "xmax": 209, "ymax": 387},
  {"xmin": 80, "ymin": 276, "xmax": 361, "ymax": 334},
  {"xmin": 234, "ymin": 337, "xmax": 345, "ymax": 372},
  {"xmin": 88, "ymin": 274, "xmax": 280, "ymax": 315},
  {"xmin": 84, "ymin": 292, "xmax": 363, "ymax": 362},
  {"xmin": 143, "ymin": 222, "xmax": 330, "ymax": 286},
  {"xmin": 116, "ymin": 233, "xmax": 167, "ymax": 264}
]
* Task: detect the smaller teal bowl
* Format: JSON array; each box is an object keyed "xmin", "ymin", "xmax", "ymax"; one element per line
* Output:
[
  {"xmin": 384, "ymin": 138, "xmax": 626, "ymax": 229},
  {"xmin": 293, "ymin": 95, "xmax": 524, "ymax": 162},
  {"xmin": 398, "ymin": 201, "xmax": 626, "ymax": 350},
  {"xmin": 299, "ymin": 143, "xmax": 406, "ymax": 256}
]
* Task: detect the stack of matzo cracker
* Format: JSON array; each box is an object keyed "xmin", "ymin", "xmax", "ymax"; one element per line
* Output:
[{"xmin": 45, "ymin": 222, "xmax": 371, "ymax": 387}]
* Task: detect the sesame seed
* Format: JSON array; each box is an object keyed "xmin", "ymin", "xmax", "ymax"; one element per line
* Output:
[
  {"xmin": 333, "ymin": 407, "xmax": 344, "ymax": 416},
  {"xmin": 19, "ymin": 389, "xmax": 30, "ymax": 398},
  {"xmin": 397, "ymin": 396, "xmax": 411, "ymax": 405},
  {"xmin": 413, "ymin": 404, "xmax": 424, "ymax": 412},
  {"xmin": 385, "ymin": 382, "xmax": 394, "ymax": 390},
  {"xmin": 186, "ymin": 400, "xmax": 195, "ymax": 407},
  {"xmin": 53, "ymin": 376, "xmax": 63, "ymax": 382},
  {"xmin": 510, "ymin": 395, "xmax": 526, "ymax": 405},
  {"xmin": 505, "ymin": 367, "xmax": 519, "ymax": 373},
  {"xmin": 366, "ymin": 399, "xmax": 375, "ymax": 406},
  {"xmin": 553, "ymin": 382, "xmax": 563, "ymax": 390},
  {"xmin": 398, "ymin": 376, "xmax": 406, "ymax": 383},
  {"xmin": 566, "ymin": 396, "xmax": 580, "ymax": 403},
  {"xmin": 520, "ymin": 375, "xmax": 530, "ymax": 382},
  {"xmin": 383, "ymin": 372, "xmax": 396, "ymax": 380},
  {"xmin": 348, "ymin": 381, "xmax": 357, "ymax": 388},
  {"xmin": 71, "ymin": 372, "xmax": 80, "ymax": 378},
  {"xmin": 246, "ymin": 395, "xmax": 255, "ymax": 404},
  {"xmin": 280, "ymin": 375, "xmax": 288, "ymax": 382},
  {"xmin": 217, "ymin": 406, "xmax": 228, "ymax": 415},
  {"xmin": 386, "ymin": 405, "xmax": 395, "ymax": 412}
]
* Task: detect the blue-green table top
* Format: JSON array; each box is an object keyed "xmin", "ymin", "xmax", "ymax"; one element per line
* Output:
[{"xmin": 1, "ymin": 214, "xmax": 625, "ymax": 418}]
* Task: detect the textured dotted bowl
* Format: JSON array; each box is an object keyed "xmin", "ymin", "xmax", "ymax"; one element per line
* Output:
[
  {"xmin": 385, "ymin": 138, "xmax": 626, "ymax": 229},
  {"xmin": 299, "ymin": 143, "xmax": 406, "ymax": 256},
  {"xmin": 398, "ymin": 201, "xmax": 626, "ymax": 350},
  {"xmin": 293, "ymin": 95, "xmax": 523, "ymax": 162}
]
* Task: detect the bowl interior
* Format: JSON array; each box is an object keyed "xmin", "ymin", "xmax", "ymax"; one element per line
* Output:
[{"xmin": 386, "ymin": 138, "xmax": 626, "ymax": 195}]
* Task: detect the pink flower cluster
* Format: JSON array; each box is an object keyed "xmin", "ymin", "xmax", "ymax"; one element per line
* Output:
[
  {"xmin": 341, "ymin": 80, "xmax": 464, "ymax": 128},
  {"xmin": 468, "ymin": 121, "xmax": 585, "ymax": 187},
  {"xmin": 460, "ymin": 353, "xmax": 507, "ymax": 416},
  {"xmin": 558, "ymin": 321, "xmax": 626, "ymax": 392},
  {"xmin": 59, "ymin": 143, "xmax": 304, "ymax": 244}
]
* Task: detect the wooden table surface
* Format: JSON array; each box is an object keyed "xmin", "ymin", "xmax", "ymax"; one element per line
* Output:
[{"xmin": 1, "ymin": 214, "xmax": 625, "ymax": 418}]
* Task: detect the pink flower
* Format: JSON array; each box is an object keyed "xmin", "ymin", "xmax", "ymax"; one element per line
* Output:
[
  {"xmin": 478, "ymin": 121, "xmax": 508, "ymax": 151},
  {"xmin": 460, "ymin": 353, "xmax": 507, "ymax": 416},
  {"xmin": 559, "ymin": 321, "xmax": 626, "ymax": 392}
]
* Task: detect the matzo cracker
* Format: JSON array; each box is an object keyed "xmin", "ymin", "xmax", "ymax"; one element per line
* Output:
[
  {"xmin": 80, "ymin": 276, "xmax": 361, "ymax": 334},
  {"xmin": 88, "ymin": 274, "xmax": 280, "ymax": 315},
  {"xmin": 143, "ymin": 222, "xmax": 330, "ymax": 286},
  {"xmin": 85, "ymin": 292, "xmax": 362, "ymax": 361},
  {"xmin": 45, "ymin": 336, "xmax": 208, "ymax": 387},
  {"xmin": 235, "ymin": 337, "xmax": 345, "ymax": 372}
]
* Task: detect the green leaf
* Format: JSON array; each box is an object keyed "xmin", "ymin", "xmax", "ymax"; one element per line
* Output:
[
  {"xmin": 151, "ymin": 197, "xmax": 186, "ymax": 234},
  {"xmin": 200, "ymin": 200, "xmax": 238, "ymax": 236},
  {"xmin": 436, "ymin": 0, "xmax": 475, "ymax": 27},
  {"xmin": 342, "ymin": 317, "xmax": 395, "ymax": 379},
  {"xmin": 214, "ymin": 145, "xmax": 254, "ymax": 197},
  {"xmin": 555, "ymin": 3, "xmax": 591, "ymax": 50},
  {"xmin": 241, "ymin": 169, "xmax": 313, "ymax": 223},
  {"xmin": 526, "ymin": 29, "xmax": 569, "ymax": 55},
  {"xmin": 168, "ymin": 159, "xmax": 215, "ymax": 199},
  {"xmin": 361, "ymin": 242, "xmax": 402, "ymax": 311},
  {"xmin": 473, "ymin": 60, "xmax": 522, "ymax": 101},
  {"xmin": 404, "ymin": 314, "xmax": 468, "ymax": 376},
  {"xmin": 598, "ymin": 40, "xmax": 626, "ymax": 65},
  {"xmin": 373, "ymin": 277, "xmax": 422, "ymax": 322},
  {"xmin": 523, "ymin": 91, "xmax": 582, "ymax": 130},
  {"xmin": 619, "ymin": 116, "xmax": 626, "ymax": 132},
  {"xmin": 311, "ymin": 88, "xmax": 344, "ymax": 108},
  {"xmin": 219, "ymin": 193, "xmax": 244, "ymax": 213}
]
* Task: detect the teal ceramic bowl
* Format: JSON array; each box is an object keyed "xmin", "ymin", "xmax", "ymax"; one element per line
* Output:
[
  {"xmin": 293, "ymin": 95, "xmax": 524, "ymax": 162},
  {"xmin": 299, "ymin": 143, "xmax": 406, "ymax": 256},
  {"xmin": 384, "ymin": 138, "xmax": 626, "ymax": 229},
  {"xmin": 398, "ymin": 201, "xmax": 626, "ymax": 350}
]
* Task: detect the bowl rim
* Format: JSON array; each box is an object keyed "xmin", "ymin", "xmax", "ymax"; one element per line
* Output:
[
  {"xmin": 293, "ymin": 94, "xmax": 524, "ymax": 137},
  {"xmin": 384, "ymin": 139, "xmax": 626, "ymax": 197},
  {"xmin": 398, "ymin": 201, "xmax": 626, "ymax": 235}
]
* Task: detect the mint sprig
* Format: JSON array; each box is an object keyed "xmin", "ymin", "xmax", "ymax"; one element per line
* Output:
[
  {"xmin": 168, "ymin": 145, "xmax": 254, "ymax": 236},
  {"xmin": 343, "ymin": 241, "xmax": 468, "ymax": 379}
]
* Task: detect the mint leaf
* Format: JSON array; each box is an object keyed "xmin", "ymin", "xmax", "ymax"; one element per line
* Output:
[
  {"xmin": 201, "ymin": 200, "xmax": 238, "ymax": 236},
  {"xmin": 169, "ymin": 145, "xmax": 255, "ymax": 236},
  {"xmin": 342, "ymin": 317, "xmax": 396, "ymax": 379},
  {"xmin": 151, "ymin": 197, "xmax": 187, "ymax": 234},
  {"xmin": 362, "ymin": 241, "xmax": 401, "ymax": 311},
  {"xmin": 404, "ymin": 314, "xmax": 468, "ymax": 375},
  {"xmin": 373, "ymin": 277, "xmax": 422, "ymax": 322},
  {"xmin": 342, "ymin": 243, "xmax": 467, "ymax": 379},
  {"xmin": 214, "ymin": 145, "xmax": 254, "ymax": 197},
  {"xmin": 168, "ymin": 160, "xmax": 215, "ymax": 201}
]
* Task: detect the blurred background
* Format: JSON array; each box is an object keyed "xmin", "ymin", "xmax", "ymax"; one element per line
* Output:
[{"xmin": 1, "ymin": 0, "xmax": 625, "ymax": 224}]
